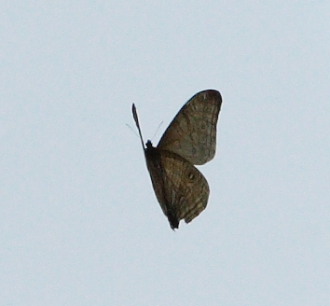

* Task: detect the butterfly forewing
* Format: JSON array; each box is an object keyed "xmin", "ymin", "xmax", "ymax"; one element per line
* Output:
[
  {"xmin": 158, "ymin": 90, "xmax": 222, "ymax": 165},
  {"xmin": 145, "ymin": 146, "xmax": 209, "ymax": 229}
]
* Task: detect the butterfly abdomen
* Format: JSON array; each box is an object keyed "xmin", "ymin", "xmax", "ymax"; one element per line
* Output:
[{"xmin": 144, "ymin": 141, "xmax": 180, "ymax": 229}]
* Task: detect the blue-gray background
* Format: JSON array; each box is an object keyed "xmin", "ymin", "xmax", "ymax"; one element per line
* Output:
[{"xmin": 1, "ymin": 1, "xmax": 329, "ymax": 305}]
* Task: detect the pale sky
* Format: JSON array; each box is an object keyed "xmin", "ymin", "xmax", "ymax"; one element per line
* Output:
[{"xmin": 1, "ymin": 1, "xmax": 330, "ymax": 305}]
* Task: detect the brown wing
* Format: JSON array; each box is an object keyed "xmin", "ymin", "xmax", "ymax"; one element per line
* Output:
[
  {"xmin": 145, "ymin": 146, "xmax": 209, "ymax": 229},
  {"xmin": 157, "ymin": 90, "xmax": 222, "ymax": 165}
]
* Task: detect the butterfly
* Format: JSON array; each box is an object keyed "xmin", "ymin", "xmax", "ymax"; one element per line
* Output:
[{"xmin": 132, "ymin": 90, "xmax": 222, "ymax": 229}]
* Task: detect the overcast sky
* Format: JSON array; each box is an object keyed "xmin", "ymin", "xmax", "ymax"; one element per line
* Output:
[{"xmin": 1, "ymin": 1, "xmax": 330, "ymax": 305}]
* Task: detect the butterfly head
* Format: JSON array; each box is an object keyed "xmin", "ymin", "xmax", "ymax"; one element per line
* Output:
[{"xmin": 146, "ymin": 140, "xmax": 154, "ymax": 149}]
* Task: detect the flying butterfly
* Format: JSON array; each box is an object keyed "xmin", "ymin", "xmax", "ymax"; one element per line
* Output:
[{"xmin": 132, "ymin": 90, "xmax": 222, "ymax": 229}]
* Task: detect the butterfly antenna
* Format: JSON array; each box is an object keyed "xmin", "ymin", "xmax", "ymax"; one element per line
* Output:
[
  {"xmin": 126, "ymin": 123, "xmax": 137, "ymax": 135},
  {"xmin": 132, "ymin": 104, "xmax": 145, "ymax": 150},
  {"xmin": 151, "ymin": 121, "xmax": 163, "ymax": 142}
]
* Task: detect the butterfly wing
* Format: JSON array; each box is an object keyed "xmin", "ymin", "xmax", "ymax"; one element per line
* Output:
[
  {"xmin": 145, "ymin": 146, "xmax": 209, "ymax": 229},
  {"xmin": 157, "ymin": 90, "xmax": 222, "ymax": 165}
]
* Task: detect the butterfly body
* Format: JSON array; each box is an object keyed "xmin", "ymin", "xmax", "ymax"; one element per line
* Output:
[{"xmin": 132, "ymin": 90, "xmax": 222, "ymax": 229}]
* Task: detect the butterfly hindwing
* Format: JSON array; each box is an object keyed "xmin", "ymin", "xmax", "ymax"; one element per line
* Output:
[{"xmin": 145, "ymin": 145, "xmax": 209, "ymax": 229}]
